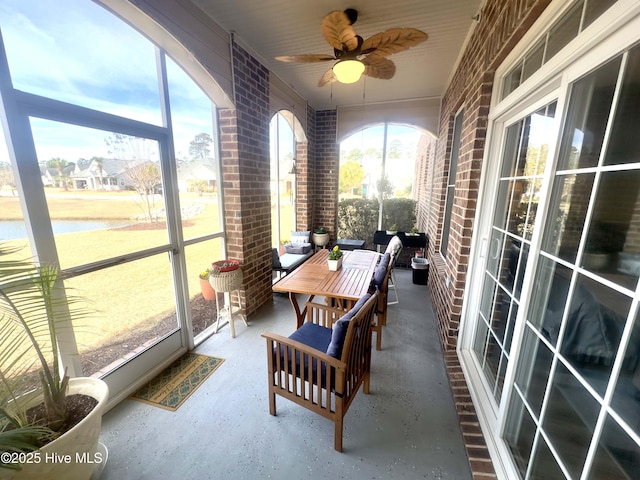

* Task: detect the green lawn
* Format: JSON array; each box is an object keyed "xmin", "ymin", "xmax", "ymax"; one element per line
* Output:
[
  {"xmin": 1, "ymin": 190, "xmax": 223, "ymax": 370},
  {"xmin": 1, "ymin": 189, "xmax": 297, "ymax": 374}
]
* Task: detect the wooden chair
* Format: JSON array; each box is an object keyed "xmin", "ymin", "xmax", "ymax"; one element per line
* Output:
[
  {"xmin": 370, "ymin": 252, "xmax": 392, "ymax": 351},
  {"xmin": 262, "ymin": 292, "xmax": 378, "ymax": 452}
]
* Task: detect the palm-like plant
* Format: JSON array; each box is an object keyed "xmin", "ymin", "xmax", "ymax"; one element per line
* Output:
[{"xmin": 0, "ymin": 244, "xmax": 90, "ymax": 469}]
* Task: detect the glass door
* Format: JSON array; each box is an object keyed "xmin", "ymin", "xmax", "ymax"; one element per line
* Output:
[
  {"xmin": 472, "ymin": 102, "xmax": 557, "ymax": 404},
  {"xmin": 503, "ymin": 46, "xmax": 640, "ymax": 480}
]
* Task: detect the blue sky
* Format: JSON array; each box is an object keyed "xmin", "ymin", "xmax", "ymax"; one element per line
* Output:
[
  {"xmin": 0, "ymin": 0, "xmax": 213, "ymax": 165},
  {"xmin": 0, "ymin": 0, "xmax": 424, "ymax": 179}
]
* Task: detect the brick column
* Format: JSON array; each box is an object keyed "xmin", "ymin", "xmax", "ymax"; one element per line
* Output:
[
  {"xmin": 219, "ymin": 42, "xmax": 272, "ymax": 315},
  {"xmin": 314, "ymin": 109, "xmax": 338, "ymax": 241}
]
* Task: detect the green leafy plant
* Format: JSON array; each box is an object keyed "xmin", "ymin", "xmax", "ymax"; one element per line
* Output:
[
  {"xmin": 410, "ymin": 226, "xmax": 418, "ymax": 235},
  {"xmin": 388, "ymin": 224, "xmax": 398, "ymax": 232},
  {"xmin": 0, "ymin": 244, "xmax": 91, "ymax": 468},
  {"xmin": 328, "ymin": 245, "xmax": 343, "ymax": 261},
  {"xmin": 314, "ymin": 227, "xmax": 326, "ymax": 234}
]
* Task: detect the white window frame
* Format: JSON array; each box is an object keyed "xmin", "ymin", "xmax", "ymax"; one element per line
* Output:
[{"xmin": 457, "ymin": 1, "xmax": 640, "ymax": 478}]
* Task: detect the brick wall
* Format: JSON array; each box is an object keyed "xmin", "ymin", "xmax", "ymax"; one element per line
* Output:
[
  {"xmin": 414, "ymin": 135, "xmax": 436, "ymax": 236},
  {"xmin": 219, "ymin": 41, "xmax": 272, "ymax": 315},
  {"xmin": 294, "ymin": 104, "xmax": 316, "ymax": 232},
  {"xmin": 423, "ymin": 0, "xmax": 552, "ymax": 350},
  {"xmin": 314, "ymin": 110, "xmax": 339, "ymax": 240}
]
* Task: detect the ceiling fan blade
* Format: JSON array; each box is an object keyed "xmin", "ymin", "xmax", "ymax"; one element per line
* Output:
[
  {"xmin": 318, "ymin": 68, "xmax": 337, "ymax": 87},
  {"xmin": 362, "ymin": 56, "xmax": 396, "ymax": 80},
  {"xmin": 275, "ymin": 54, "xmax": 336, "ymax": 63},
  {"xmin": 361, "ymin": 28, "xmax": 428, "ymax": 57},
  {"xmin": 321, "ymin": 10, "xmax": 359, "ymax": 52}
]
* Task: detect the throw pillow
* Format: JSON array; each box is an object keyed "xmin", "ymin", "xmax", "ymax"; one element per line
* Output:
[{"xmin": 326, "ymin": 293, "xmax": 371, "ymax": 359}]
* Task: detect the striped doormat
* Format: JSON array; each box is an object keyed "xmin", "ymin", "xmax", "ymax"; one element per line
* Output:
[{"xmin": 130, "ymin": 353, "xmax": 224, "ymax": 411}]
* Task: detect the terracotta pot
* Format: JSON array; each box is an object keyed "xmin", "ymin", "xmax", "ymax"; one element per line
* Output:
[{"xmin": 199, "ymin": 277, "xmax": 216, "ymax": 301}]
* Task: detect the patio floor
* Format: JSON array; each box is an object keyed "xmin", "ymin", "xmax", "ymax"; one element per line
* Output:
[{"xmin": 99, "ymin": 268, "xmax": 473, "ymax": 479}]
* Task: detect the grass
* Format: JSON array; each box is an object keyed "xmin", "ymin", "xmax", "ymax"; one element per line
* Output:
[
  {"xmin": 2, "ymin": 188, "xmax": 298, "ymax": 375},
  {"xmin": 1, "ymin": 189, "xmax": 224, "ymax": 374}
]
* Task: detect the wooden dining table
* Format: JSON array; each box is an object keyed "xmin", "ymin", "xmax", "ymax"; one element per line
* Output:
[{"xmin": 272, "ymin": 248, "xmax": 380, "ymax": 328}]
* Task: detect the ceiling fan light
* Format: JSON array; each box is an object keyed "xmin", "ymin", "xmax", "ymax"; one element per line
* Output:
[{"xmin": 332, "ymin": 59, "xmax": 365, "ymax": 84}]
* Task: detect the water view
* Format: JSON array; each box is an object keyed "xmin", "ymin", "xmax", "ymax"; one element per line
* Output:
[{"xmin": 0, "ymin": 220, "xmax": 131, "ymax": 240}]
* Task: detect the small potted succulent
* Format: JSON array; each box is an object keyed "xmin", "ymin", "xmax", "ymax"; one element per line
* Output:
[{"xmin": 327, "ymin": 245, "xmax": 343, "ymax": 271}]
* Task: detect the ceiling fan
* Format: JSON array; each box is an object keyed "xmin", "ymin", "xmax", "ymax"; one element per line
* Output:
[{"xmin": 275, "ymin": 8, "xmax": 428, "ymax": 86}]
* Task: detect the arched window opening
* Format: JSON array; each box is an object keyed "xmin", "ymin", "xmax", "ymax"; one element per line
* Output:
[
  {"xmin": 338, "ymin": 123, "xmax": 427, "ymax": 241},
  {"xmin": 270, "ymin": 111, "xmax": 300, "ymax": 250}
]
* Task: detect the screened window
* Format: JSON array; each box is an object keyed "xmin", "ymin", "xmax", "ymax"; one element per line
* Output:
[
  {"xmin": 441, "ymin": 110, "xmax": 463, "ymax": 257},
  {"xmin": 0, "ymin": 0, "xmax": 225, "ymax": 397}
]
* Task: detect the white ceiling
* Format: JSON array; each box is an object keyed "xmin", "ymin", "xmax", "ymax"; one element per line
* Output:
[{"xmin": 191, "ymin": 0, "xmax": 483, "ymax": 111}]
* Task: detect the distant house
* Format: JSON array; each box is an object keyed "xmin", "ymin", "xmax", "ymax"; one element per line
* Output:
[
  {"xmin": 177, "ymin": 159, "xmax": 217, "ymax": 193},
  {"xmin": 71, "ymin": 158, "xmax": 161, "ymax": 191},
  {"xmin": 40, "ymin": 163, "xmax": 76, "ymax": 188}
]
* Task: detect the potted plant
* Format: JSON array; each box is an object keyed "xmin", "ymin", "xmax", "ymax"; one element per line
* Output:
[
  {"xmin": 312, "ymin": 228, "xmax": 330, "ymax": 248},
  {"xmin": 583, "ymin": 235, "xmax": 616, "ymax": 271},
  {"xmin": 0, "ymin": 244, "xmax": 109, "ymax": 479},
  {"xmin": 327, "ymin": 245, "xmax": 343, "ymax": 271},
  {"xmin": 408, "ymin": 226, "xmax": 419, "ymax": 236},
  {"xmin": 198, "ymin": 268, "xmax": 216, "ymax": 301},
  {"xmin": 386, "ymin": 224, "xmax": 398, "ymax": 235}
]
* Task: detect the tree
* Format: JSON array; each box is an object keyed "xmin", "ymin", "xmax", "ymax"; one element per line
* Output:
[
  {"xmin": 90, "ymin": 156, "xmax": 105, "ymax": 189},
  {"xmin": 46, "ymin": 158, "xmax": 69, "ymax": 190},
  {"xmin": 0, "ymin": 162, "xmax": 15, "ymax": 194},
  {"xmin": 388, "ymin": 139, "xmax": 402, "ymax": 160},
  {"xmin": 76, "ymin": 158, "xmax": 91, "ymax": 169},
  {"xmin": 124, "ymin": 161, "xmax": 162, "ymax": 222},
  {"xmin": 105, "ymin": 133, "xmax": 161, "ymax": 222},
  {"xmin": 342, "ymin": 148, "xmax": 364, "ymax": 164},
  {"xmin": 189, "ymin": 132, "xmax": 213, "ymax": 160},
  {"xmin": 376, "ymin": 174, "xmax": 394, "ymax": 200},
  {"xmin": 339, "ymin": 160, "xmax": 365, "ymax": 195}
]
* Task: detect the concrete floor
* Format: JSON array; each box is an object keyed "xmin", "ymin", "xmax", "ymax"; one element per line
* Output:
[{"xmin": 99, "ymin": 268, "xmax": 472, "ymax": 480}]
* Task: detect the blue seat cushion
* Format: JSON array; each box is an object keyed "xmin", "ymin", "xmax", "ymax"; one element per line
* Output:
[
  {"xmin": 371, "ymin": 253, "xmax": 391, "ymax": 291},
  {"xmin": 326, "ymin": 293, "xmax": 371, "ymax": 359},
  {"xmin": 275, "ymin": 322, "xmax": 333, "ymax": 387},
  {"xmin": 288, "ymin": 321, "xmax": 332, "ymax": 352}
]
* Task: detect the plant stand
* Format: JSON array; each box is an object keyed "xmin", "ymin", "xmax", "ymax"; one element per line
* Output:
[{"xmin": 209, "ymin": 268, "xmax": 248, "ymax": 338}]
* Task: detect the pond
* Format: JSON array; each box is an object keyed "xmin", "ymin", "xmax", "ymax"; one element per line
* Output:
[{"xmin": 0, "ymin": 220, "xmax": 131, "ymax": 240}]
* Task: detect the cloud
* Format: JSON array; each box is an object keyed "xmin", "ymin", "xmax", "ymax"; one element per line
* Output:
[{"xmin": 1, "ymin": 0, "xmax": 158, "ymax": 110}]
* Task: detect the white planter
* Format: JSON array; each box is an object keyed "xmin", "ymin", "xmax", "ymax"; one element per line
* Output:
[
  {"xmin": 583, "ymin": 252, "xmax": 611, "ymax": 271},
  {"xmin": 312, "ymin": 232, "xmax": 330, "ymax": 248},
  {"xmin": 327, "ymin": 257, "xmax": 343, "ymax": 271},
  {"xmin": 8, "ymin": 377, "xmax": 109, "ymax": 480}
]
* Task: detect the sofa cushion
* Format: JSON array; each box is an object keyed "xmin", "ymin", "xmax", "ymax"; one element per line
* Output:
[
  {"xmin": 279, "ymin": 322, "xmax": 333, "ymax": 386},
  {"xmin": 326, "ymin": 293, "xmax": 372, "ymax": 359},
  {"xmin": 272, "ymin": 248, "xmax": 282, "ymax": 269},
  {"xmin": 372, "ymin": 253, "xmax": 391, "ymax": 291},
  {"xmin": 284, "ymin": 242, "xmax": 312, "ymax": 254},
  {"xmin": 291, "ymin": 231, "xmax": 310, "ymax": 244},
  {"xmin": 289, "ymin": 321, "xmax": 332, "ymax": 352}
]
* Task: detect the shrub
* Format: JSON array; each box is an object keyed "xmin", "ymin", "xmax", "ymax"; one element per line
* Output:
[{"xmin": 337, "ymin": 198, "xmax": 417, "ymax": 248}]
